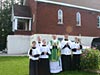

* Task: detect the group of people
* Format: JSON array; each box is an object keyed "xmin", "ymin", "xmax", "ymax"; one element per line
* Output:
[{"xmin": 28, "ymin": 34, "xmax": 83, "ymax": 75}]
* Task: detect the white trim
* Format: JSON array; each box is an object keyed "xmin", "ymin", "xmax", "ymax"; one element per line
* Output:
[
  {"xmin": 23, "ymin": 0, "xmax": 26, "ymax": 5},
  {"xmin": 11, "ymin": 5, "xmax": 14, "ymax": 21},
  {"xmin": 14, "ymin": 16, "xmax": 32, "ymax": 20},
  {"xmin": 12, "ymin": 20, "xmax": 15, "ymax": 32},
  {"xmin": 29, "ymin": 19, "xmax": 32, "ymax": 31},
  {"xmin": 12, "ymin": 5, "xmax": 15, "ymax": 31},
  {"xmin": 33, "ymin": 14, "xmax": 35, "ymax": 23},
  {"xmin": 97, "ymin": 26, "xmax": 100, "ymax": 28},
  {"xmin": 12, "ymin": 16, "xmax": 32, "ymax": 32},
  {"xmin": 25, "ymin": 22, "xmax": 28, "ymax": 31},
  {"xmin": 36, "ymin": 0, "xmax": 100, "ymax": 13},
  {"xmin": 15, "ymin": 18, "xmax": 18, "ymax": 30}
]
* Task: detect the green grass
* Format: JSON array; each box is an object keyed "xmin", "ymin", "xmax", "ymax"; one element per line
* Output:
[
  {"xmin": 0, "ymin": 56, "xmax": 98, "ymax": 75},
  {"xmin": 57, "ymin": 71, "xmax": 98, "ymax": 75},
  {"xmin": 0, "ymin": 56, "xmax": 29, "ymax": 75}
]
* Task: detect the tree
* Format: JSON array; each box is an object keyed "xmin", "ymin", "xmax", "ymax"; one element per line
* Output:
[{"xmin": 0, "ymin": 0, "xmax": 21, "ymax": 51}]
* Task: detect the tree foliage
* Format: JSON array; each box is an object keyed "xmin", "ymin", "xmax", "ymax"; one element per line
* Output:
[{"xmin": 0, "ymin": 0, "xmax": 22, "ymax": 50}]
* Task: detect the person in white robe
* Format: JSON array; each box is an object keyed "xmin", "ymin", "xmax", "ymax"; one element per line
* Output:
[
  {"xmin": 61, "ymin": 34, "xmax": 72, "ymax": 71},
  {"xmin": 36, "ymin": 36, "xmax": 42, "ymax": 48},
  {"xmin": 28, "ymin": 41, "xmax": 41, "ymax": 75},
  {"xmin": 39, "ymin": 39, "xmax": 51, "ymax": 75},
  {"xmin": 49, "ymin": 35, "xmax": 62, "ymax": 74},
  {"xmin": 71, "ymin": 37, "xmax": 82, "ymax": 70}
]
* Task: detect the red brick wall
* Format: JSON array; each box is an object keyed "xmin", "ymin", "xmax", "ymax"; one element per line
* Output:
[
  {"xmin": 36, "ymin": 2, "xmax": 100, "ymax": 37},
  {"xmin": 14, "ymin": 31, "xmax": 31, "ymax": 35},
  {"xmin": 25, "ymin": 0, "xmax": 37, "ymax": 34}
]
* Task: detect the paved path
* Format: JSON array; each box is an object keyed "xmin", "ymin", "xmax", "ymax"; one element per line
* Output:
[{"xmin": 0, "ymin": 53, "xmax": 27, "ymax": 56}]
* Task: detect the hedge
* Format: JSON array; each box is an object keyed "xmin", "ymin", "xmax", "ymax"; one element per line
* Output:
[{"xmin": 80, "ymin": 49, "xmax": 100, "ymax": 70}]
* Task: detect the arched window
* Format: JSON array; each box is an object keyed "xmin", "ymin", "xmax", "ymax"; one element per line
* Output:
[
  {"xmin": 76, "ymin": 12, "xmax": 81, "ymax": 26},
  {"xmin": 58, "ymin": 9, "xmax": 63, "ymax": 24},
  {"xmin": 97, "ymin": 16, "xmax": 100, "ymax": 28}
]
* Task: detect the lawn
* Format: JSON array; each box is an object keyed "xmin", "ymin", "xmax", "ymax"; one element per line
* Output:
[{"xmin": 0, "ymin": 56, "xmax": 98, "ymax": 75}]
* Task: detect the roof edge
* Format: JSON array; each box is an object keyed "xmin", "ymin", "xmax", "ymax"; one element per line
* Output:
[
  {"xmin": 23, "ymin": 0, "xmax": 26, "ymax": 5},
  {"xmin": 36, "ymin": 0, "xmax": 100, "ymax": 13},
  {"xmin": 14, "ymin": 16, "xmax": 32, "ymax": 19}
]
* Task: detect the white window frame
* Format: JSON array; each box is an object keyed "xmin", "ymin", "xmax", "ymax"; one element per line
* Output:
[
  {"xmin": 97, "ymin": 16, "xmax": 100, "ymax": 28},
  {"xmin": 76, "ymin": 12, "xmax": 81, "ymax": 26},
  {"xmin": 12, "ymin": 16, "xmax": 32, "ymax": 32},
  {"xmin": 58, "ymin": 9, "xmax": 63, "ymax": 24}
]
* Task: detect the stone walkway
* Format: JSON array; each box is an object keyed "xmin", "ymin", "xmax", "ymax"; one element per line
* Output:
[{"xmin": 0, "ymin": 53, "xmax": 27, "ymax": 56}]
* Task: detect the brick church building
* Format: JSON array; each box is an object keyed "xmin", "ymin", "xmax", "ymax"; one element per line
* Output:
[
  {"xmin": 10, "ymin": 0, "xmax": 100, "ymax": 54},
  {"xmin": 12, "ymin": 0, "xmax": 100, "ymax": 37}
]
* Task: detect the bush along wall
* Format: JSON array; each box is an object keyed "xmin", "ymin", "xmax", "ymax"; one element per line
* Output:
[{"xmin": 80, "ymin": 49, "xmax": 100, "ymax": 70}]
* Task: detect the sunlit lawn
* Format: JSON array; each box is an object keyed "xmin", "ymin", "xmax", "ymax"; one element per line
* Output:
[{"xmin": 0, "ymin": 56, "xmax": 98, "ymax": 75}]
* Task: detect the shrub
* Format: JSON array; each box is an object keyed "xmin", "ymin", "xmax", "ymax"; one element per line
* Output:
[{"xmin": 80, "ymin": 49, "xmax": 100, "ymax": 70}]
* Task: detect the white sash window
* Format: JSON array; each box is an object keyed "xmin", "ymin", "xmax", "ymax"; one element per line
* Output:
[
  {"xmin": 97, "ymin": 16, "xmax": 100, "ymax": 28},
  {"xmin": 76, "ymin": 12, "xmax": 81, "ymax": 26},
  {"xmin": 58, "ymin": 9, "xmax": 63, "ymax": 24}
]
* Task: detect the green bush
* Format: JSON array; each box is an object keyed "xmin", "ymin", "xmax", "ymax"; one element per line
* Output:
[{"xmin": 80, "ymin": 49, "xmax": 100, "ymax": 70}]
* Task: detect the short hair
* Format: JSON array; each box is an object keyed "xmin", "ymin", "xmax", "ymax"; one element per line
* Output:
[{"xmin": 32, "ymin": 41, "xmax": 36, "ymax": 44}]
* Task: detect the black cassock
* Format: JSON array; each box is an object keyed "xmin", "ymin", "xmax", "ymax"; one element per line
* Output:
[
  {"xmin": 29, "ymin": 59, "xmax": 39, "ymax": 75},
  {"xmin": 61, "ymin": 41, "xmax": 72, "ymax": 71},
  {"xmin": 72, "ymin": 43, "xmax": 82, "ymax": 70},
  {"xmin": 38, "ymin": 45, "xmax": 51, "ymax": 75},
  {"xmin": 39, "ymin": 58, "xmax": 50, "ymax": 75},
  {"xmin": 29, "ymin": 47, "xmax": 40, "ymax": 75}
]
